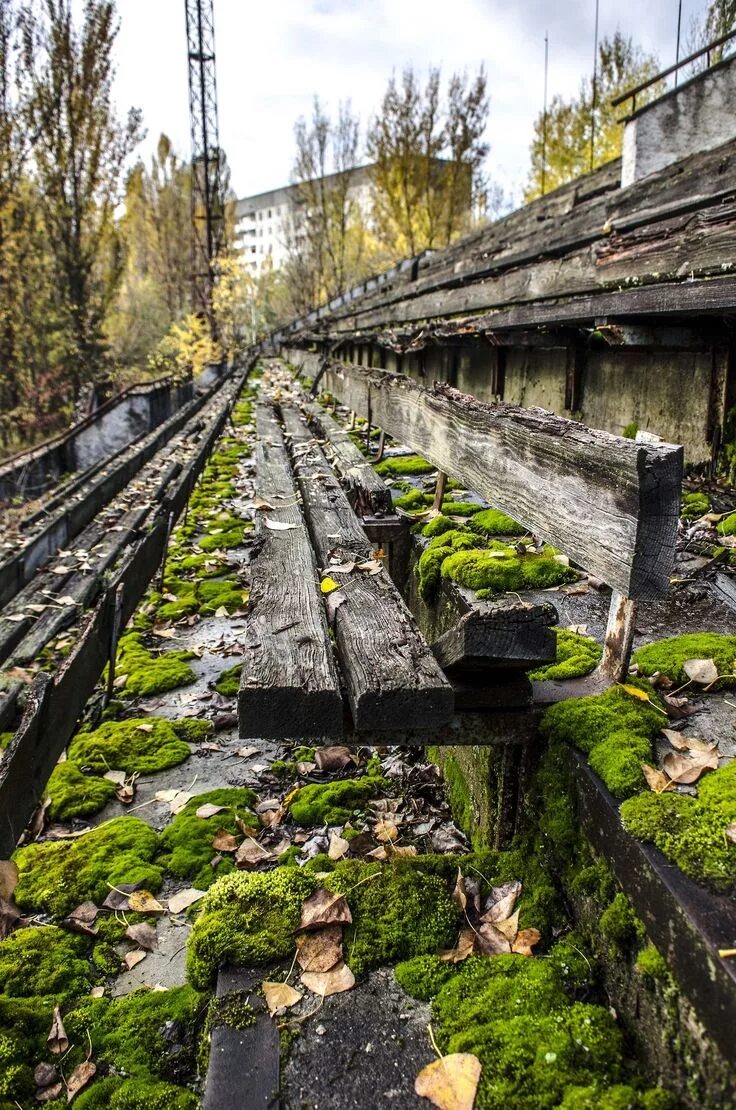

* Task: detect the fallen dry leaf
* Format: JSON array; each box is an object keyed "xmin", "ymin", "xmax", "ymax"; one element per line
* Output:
[
  {"xmin": 66, "ymin": 1059, "xmax": 96, "ymax": 1101},
  {"xmin": 452, "ymin": 870, "xmax": 467, "ymax": 913},
  {"xmin": 662, "ymin": 748, "xmax": 719, "ymax": 784},
  {"xmin": 374, "ymin": 818, "xmax": 399, "ymax": 843},
  {"xmin": 493, "ymin": 910, "xmax": 520, "ymax": 943},
  {"xmin": 196, "ymin": 803, "xmax": 228, "ymax": 819},
  {"xmin": 125, "ymin": 922, "xmax": 158, "ymax": 951},
  {"xmin": 683, "ymin": 658, "xmax": 719, "ymax": 685},
  {"xmin": 235, "ymin": 837, "xmax": 275, "ymax": 868},
  {"xmin": 439, "ymin": 927, "xmax": 475, "ymax": 964},
  {"xmin": 264, "ymin": 517, "xmax": 297, "ymax": 531},
  {"xmin": 34, "ymin": 1062, "xmax": 58, "ymax": 1089},
  {"xmin": 328, "ymin": 831, "xmax": 350, "ymax": 860},
  {"xmin": 36, "ymin": 1082, "xmax": 63, "ymax": 1102},
  {"xmin": 124, "ymin": 949, "xmax": 147, "ymax": 970},
  {"xmin": 168, "ymin": 888, "xmax": 206, "ymax": 914},
  {"xmin": 642, "ymin": 763, "xmax": 673, "ymax": 793},
  {"xmin": 314, "ymin": 745, "xmax": 358, "ymax": 771},
  {"xmin": 47, "ymin": 1006, "xmax": 68, "ymax": 1055},
  {"xmin": 296, "ymin": 925, "xmax": 343, "ymax": 973},
  {"xmin": 155, "ymin": 789, "xmax": 192, "ymax": 815},
  {"xmin": 297, "ymin": 888, "xmax": 352, "ymax": 931},
  {"xmin": 301, "ymin": 960, "xmax": 355, "ymax": 997},
  {"xmin": 0, "ymin": 860, "xmax": 18, "ymax": 901},
  {"xmin": 0, "ymin": 896, "xmax": 20, "ymax": 940},
  {"xmin": 262, "ymin": 980, "xmax": 303, "ymax": 1016},
  {"xmin": 481, "ymin": 880, "xmax": 521, "ymax": 924},
  {"xmin": 725, "ymin": 822, "xmax": 736, "ymax": 845},
  {"xmin": 212, "ymin": 829, "xmax": 239, "ymax": 853},
  {"xmin": 477, "ymin": 922, "xmax": 512, "ymax": 955},
  {"xmin": 127, "ymin": 890, "xmax": 164, "ymax": 914},
  {"xmin": 512, "ymin": 927, "xmax": 542, "ymax": 956},
  {"xmin": 415, "ymin": 1051, "xmax": 481, "ymax": 1110}
]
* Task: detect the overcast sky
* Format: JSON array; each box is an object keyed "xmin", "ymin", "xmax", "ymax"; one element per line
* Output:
[{"xmin": 112, "ymin": 0, "xmax": 711, "ymax": 207}]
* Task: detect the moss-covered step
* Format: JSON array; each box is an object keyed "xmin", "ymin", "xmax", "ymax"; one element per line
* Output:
[
  {"xmin": 633, "ymin": 632, "xmax": 736, "ymax": 687},
  {"xmin": 115, "ymin": 633, "xmax": 197, "ymax": 698},
  {"xmin": 570, "ymin": 747, "xmax": 736, "ymax": 1079}
]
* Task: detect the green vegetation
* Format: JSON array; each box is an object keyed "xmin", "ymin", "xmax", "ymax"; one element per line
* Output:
[
  {"xmin": 75, "ymin": 1078, "xmax": 197, "ymax": 1109},
  {"xmin": 467, "ymin": 508, "xmax": 524, "ymax": 536},
  {"xmin": 681, "ymin": 491, "xmax": 710, "ymax": 520},
  {"xmin": 621, "ymin": 761, "xmax": 736, "ymax": 892},
  {"xmin": 288, "ymin": 775, "xmax": 384, "ymax": 826},
  {"xmin": 69, "ymin": 717, "xmax": 207, "ymax": 774},
  {"xmin": 528, "ymin": 628, "xmax": 602, "ymax": 682},
  {"xmin": 443, "ymin": 548, "xmax": 576, "ymax": 595},
  {"xmin": 158, "ymin": 788, "xmax": 259, "ymax": 889},
  {"xmin": 633, "ymin": 633, "xmax": 736, "ymax": 686},
  {"xmin": 636, "ymin": 945, "xmax": 669, "ymax": 982},
  {"xmin": 0, "ymin": 926, "xmax": 92, "ymax": 1001},
  {"xmin": 214, "ymin": 663, "xmax": 241, "ymax": 697},
  {"xmin": 115, "ymin": 634, "xmax": 196, "ymax": 697},
  {"xmin": 394, "ymin": 488, "xmax": 431, "ymax": 512},
  {"xmin": 420, "ymin": 513, "xmax": 454, "ymax": 537},
  {"xmin": 599, "ymin": 893, "xmax": 643, "ymax": 947},
  {"xmin": 14, "ymin": 816, "xmax": 161, "ymax": 917},
  {"xmin": 717, "ymin": 512, "xmax": 736, "ymax": 536},
  {"xmin": 46, "ymin": 761, "xmax": 117, "ymax": 821},
  {"xmin": 374, "ymin": 454, "xmax": 435, "ymax": 478}
]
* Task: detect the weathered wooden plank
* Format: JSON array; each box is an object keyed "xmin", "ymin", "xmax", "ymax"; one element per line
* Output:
[
  {"xmin": 203, "ymin": 968, "xmax": 279, "ymax": 1110},
  {"xmin": 322, "ymin": 361, "xmax": 682, "ymax": 599},
  {"xmin": 280, "ymin": 403, "xmax": 453, "ymax": 731},
  {"xmin": 238, "ymin": 403, "xmax": 343, "ymax": 740},
  {"xmin": 301, "ymin": 398, "xmax": 394, "ymax": 517}
]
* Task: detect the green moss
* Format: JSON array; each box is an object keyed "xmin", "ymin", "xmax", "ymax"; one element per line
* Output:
[
  {"xmin": 540, "ymin": 683, "xmax": 663, "ymax": 755},
  {"xmin": 440, "ymin": 500, "xmax": 482, "ymax": 516},
  {"xmin": 0, "ymin": 995, "xmax": 53, "ymax": 1105},
  {"xmin": 14, "ymin": 816, "xmax": 161, "ymax": 917},
  {"xmin": 420, "ymin": 513, "xmax": 455, "ymax": 537},
  {"xmin": 374, "ymin": 454, "xmax": 435, "ymax": 478},
  {"xmin": 75, "ymin": 1078, "xmax": 197, "ymax": 1109},
  {"xmin": 394, "ymin": 488, "xmax": 431, "ymax": 512},
  {"xmin": 528, "ymin": 628, "xmax": 602, "ymax": 682},
  {"xmin": 158, "ymin": 788, "xmax": 259, "ymax": 889},
  {"xmin": 588, "ymin": 731, "xmax": 652, "ymax": 798},
  {"xmin": 623, "ymin": 422, "xmax": 639, "ymax": 439},
  {"xmin": 437, "ymin": 752, "xmax": 473, "ymax": 841},
  {"xmin": 116, "ymin": 634, "xmax": 196, "ymax": 697},
  {"xmin": 187, "ymin": 868, "xmax": 317, "ymax": 987},
  {"xmin": 599, "ymin": 893, "xmax": 642, "ymax": 947},
  {"xmin": 560, "ymin": 1085, "xmax": 676, "ymax": 1109},
  {"xmin": 394, "ymin": 954, "xmax": 455, "ymax": 1000},
  {"xmin": 441, "ymin": 548, "xmax": 576, "ymax": 595},
  {"xmin": 197, "ymin": 526, "xmax": 247, "ymax": 551},
  {"xmin": 681, "ymin": 491, "xmax": 710, "ymax": 520},
  {"xmin": 467, "ymin": 508, "xmax": 524, "ymax": 536},
  {"xmin": 68, "ymin": 717, "xmax": 199, "ymax": 775},
  {"xmin": 620, "ymin": 762, "xmax": 736, "ymax": 891},
  {"xmin": 215, "ymin": 663, "xmax": 241, "ymax": 697},
  {"xmin": 717, "ymin": 512, "xmax": 736, "ymax": 535},
  {"xmin": 633, "ymin": 633, "xmax": 736, "ymax": 686},
  {"xmin": 636, "ymin": 944, "xmax": 669, "ymax": 982},
  {"xmin": 288, "ymin": 775, "xmax": 384, "ymax": 826},
  {"xmin": 417, "ymin": 531, "xmax": 481, "ymax": 601},
  {"xmin": 0, "ymin": 926, "xmax": 91, "ymax": 1000},
  {"xmin": 46, "ymin": 761, "xmax": 117, "ymax": 820},
  {"xmin": 0, "ymin": 732, "xmax": 13, "ymax": 749}
]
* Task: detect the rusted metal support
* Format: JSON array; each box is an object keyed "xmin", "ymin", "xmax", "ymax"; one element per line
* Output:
[
  {"xmin": 431, "ymin": 470, "xmax": 447, "ymax": 515},
  {"xmin": 105, "ymin": 583, "xmax": 125, "ymax": 705},
  {"xmin": 158, "ymin": 511, "xmax": 175, "ymax": 593},
  {"xmin": 598, "ymin": 590, "xmax": 638, "ymax": 683},
  {"xmin": 371, "ymin": 428, "xmax": 386, "ymax": 463}
]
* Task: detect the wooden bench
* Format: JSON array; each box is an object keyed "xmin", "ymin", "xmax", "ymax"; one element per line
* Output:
[
  {"xmin": 317, "ymin": 358, "xmax": 684, "ymax": 688},
  {"xmin": 238, "ymin": 397, "xmax": 453, "ymax": 739}
]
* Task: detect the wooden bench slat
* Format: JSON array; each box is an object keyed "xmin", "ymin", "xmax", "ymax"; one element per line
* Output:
[
  {"xmin": 238, "ymin": 404, "xmax": 343, "ymax": 739},
  {"xmin": 301, "ymin": 398, "xmax": 395, "ymax": 517},
  {"xmin": 280, "ymin": 404, "xmax": 453, "ymax": 731},
  {"xmin": 322, "ymin": 360, "xmax": 683, "ymax": 600}
]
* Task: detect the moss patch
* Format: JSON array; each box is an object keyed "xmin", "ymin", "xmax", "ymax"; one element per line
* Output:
[
  {"xmin": 0, "ymin": 926, "xmax": 92, "ymax": 1001},
  {"xmin": 75, "ymin": 1078, "xmax": 197, "ymax": 1109},
  {"xmin": 528, "ymin": 628, "xmax": 602, "ymax": 682},
  {"xmin": 681, "ymin": 492, "xmax": 710, "ymax": 520},
  {"xmin": 14, "ymin": 816, "xmax": 161, "ymax": 918},
  {"xmin": 442, "ymin": 548, "xmax": 576, "ymax": 595},
  {"xmin": 69, "ymin": 717, "xmax": 205, "ymax": 775},
  {"xmin": 214, "ymin": 663, "xmax": 241, "ymax": 697},
  {"xmin": 467, "ymin": 508, "xmax": 524, "ymax": 536},
  {"xmin": 633, "ymin": 633, "xmax": 736, "ymax": 686},
  {"xmin": 116, "ymin": 634, "xmax": 196, "ymax": 698},
  {"xmin": 620, "ymin": 761, "xmax": 736, "ymax": 892},
  {"xmin": 288, "ymin": 775, "xmax": 384, "ymax": 826},
  {"xmin": 374, "ymin": 454, "xmax": 435, "ymax": 478},
  {"xmin": 46, "ymin": 761, "xmax": 117, "ymax": 821},
  {"xmin": 158, "ymin": 788, "xmax": 259, "ymax": 889},
  {"xmin": 717, "ymin": 512, "xmax": 736, "ymax": 536}
]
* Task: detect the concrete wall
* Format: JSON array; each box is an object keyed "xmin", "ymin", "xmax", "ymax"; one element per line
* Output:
[{"xmin": 622, "ymin": 53, "xmax": 736, "ymax": 186}]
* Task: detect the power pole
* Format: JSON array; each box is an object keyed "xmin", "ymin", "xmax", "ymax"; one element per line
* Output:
[{"xmin": 185, "ymin": 0, "xmax": 224, "ymax": 327}]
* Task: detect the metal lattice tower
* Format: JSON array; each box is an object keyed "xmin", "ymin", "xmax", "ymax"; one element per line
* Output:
[{"xmin": 185, "ymin": 0, "xmax": 225, "ymax": 323}]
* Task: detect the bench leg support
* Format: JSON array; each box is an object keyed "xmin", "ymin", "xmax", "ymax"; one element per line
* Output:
[{"xmin": 598, "ymin": 590, "xmax": 637, "ymax": 684}]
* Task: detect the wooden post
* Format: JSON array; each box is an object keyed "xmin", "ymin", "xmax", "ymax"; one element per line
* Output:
[
  {"xmin": 371, "ymin": 429, "xmax": 386, "ymax": 463},
  {"xmin": 430, "ymin": 470, "xmax": 447, "ymax": 515},
  {"xmin": 598, "ymin": 590, "xmax": 638, "ymax": 683},
  {"xmin": 348, "ymin": 411, "xmax": 356, "ymax": 431},
  {"xmin": 158, "ymin": 511, "xmax": 174, "ymax": 593},
  {"xmin": 105, "ymin": 584, "xmax": 125, "ymax": 705}
]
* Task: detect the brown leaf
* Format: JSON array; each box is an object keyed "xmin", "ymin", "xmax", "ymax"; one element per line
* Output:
[
  {"xmin": 0, "ymin": 859, "xmax": 19, "ymax": 901},
  {"xmin": 452, "ymin": 869, "xmax": 467, "ymax": 913},
  {"xmin": 60, "ymin": 915, "xmax": 98, "ymax": 939},
  {"xmin": 641, "ymin": 763, "xmax": 673, "ymax": 793},
  {"xmin": 725, "ymin": 822, "xmax": 736, "ymax": 845},
  {"xmin": 196, "ymin": 803, "xmax": 228, "ymax": 819},
  {"xmin": 212, "ymin": 829, "xmax": 239, "ymax": 853},
  {"xmin": 661, "ymin": 728, "xmax": 717, "ymax": 754},
  {"xmin": 439, "ymin": 927, "xmax": 476, "ymax": 964},
  {"xmin": 414, "ymin": 1052, "xmax": 482, "ymax": 1110},
  {"xmin": 66, "ymin": 1059, "xmax": 96, "ymax": 1101},
  {"xmin": 297, "ymin": 888, "xmax": 352, "ymax": 931},
  {"xmin": 0, "ymin": 895, "xmax": 20, "ymax": 940},
  {"xmin": 663, "ymin": 694, "xmax": 699, "ymax": 719},
  {"xmin": 125, "ymin": 922, "xmax": 158, "ymax": 951},
  {"xmin": 328, "ymin": 832, "xmax": 350, "ymax": 860},
  {"xmin": 296, "ymin": 925, "xmax": 343, "ymax": 973},
  {"xmin": 36, "ymin": 1082, "xmax": 63, "ymax": 1102},
  {"xmin": 235, "ymin": 836, "xmax": 275, "ymax": 868},
  {"xmin": 480, "ymin": 880, "xmax": 521, "ymax": 924},
  {"xmin": 512, "ymin": 927, "xmax": 542, "ymax": 956},
  {"xmin": 314, "ymin": 745, "xmax": 359, "ymax": 771},
  {"xmin": 301, "ymin": 960, "xmax": 355, "ymax": 997},
  {"xmin": 683, "ymin": 658, "xmax": 719, "ymax": 685},
  {"xmin": 662, "ymin": 749, "xmax": 719, "ymax": 784},
  {"xmin": 262, "ymin": 980, "xmax": 302, "ymax": 1016},
  {"xmin": 47, "ymin": 1005, "xmax": 68, "ymax": 1055},
  {"xmin": 34, "ymin": 1063, "xmax": 58, "ymax": 1089},
  {"xmin": 168, "ymin": 888, "xmax": 206, "ymax": 914},
  {"xmin": 493, "ymin": 910, "xmax": 519, "ymax": 943},
  {"xmin": 124, "ymin": 950, "xmax": 147, "ymax": 970},
  {"xmin": 127, "ymin": 890, "xmax": 164, "ymax": 914},
  {"xmin": 476, "ymin": 922, "xmax": 512, "ymax": 955},
  {"xmin": 374, "ymin": 818, "xmax": 399, "ymax": 843}
]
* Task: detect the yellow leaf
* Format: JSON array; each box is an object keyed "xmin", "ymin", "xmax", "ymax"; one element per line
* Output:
[
  {"xmin": 620, "ymin": 684, "xmax": 650, "ymax": 701},
  {"xmin": 415, "ymin": 1052, "xmax": 482, "ymax": 1110},
  {"xmin": 262, "ymin": 980, "xmax": 303, "ymax": 1016},
  {"xmin": 321, "ymin": 577, "xmax": 340, "ymax": 594}
]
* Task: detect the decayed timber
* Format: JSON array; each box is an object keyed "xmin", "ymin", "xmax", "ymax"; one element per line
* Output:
[
  {"xmin": 280, "ymin": 403, "xmax": 453, "ymax": 731},
  {"xmin": 322, "ymin": 360, "xmax": 682, "ymax": 600},
  {"xmin": 301, "ymin": 398, "xmax": 394, "ymax": 517},
  {"xmin": 238, "ymin": 404, "xmax": 343, "ymax": 739},
  {"xmin": 598, "ymin": 590, "xmax": 638, "ymax": 682}
]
